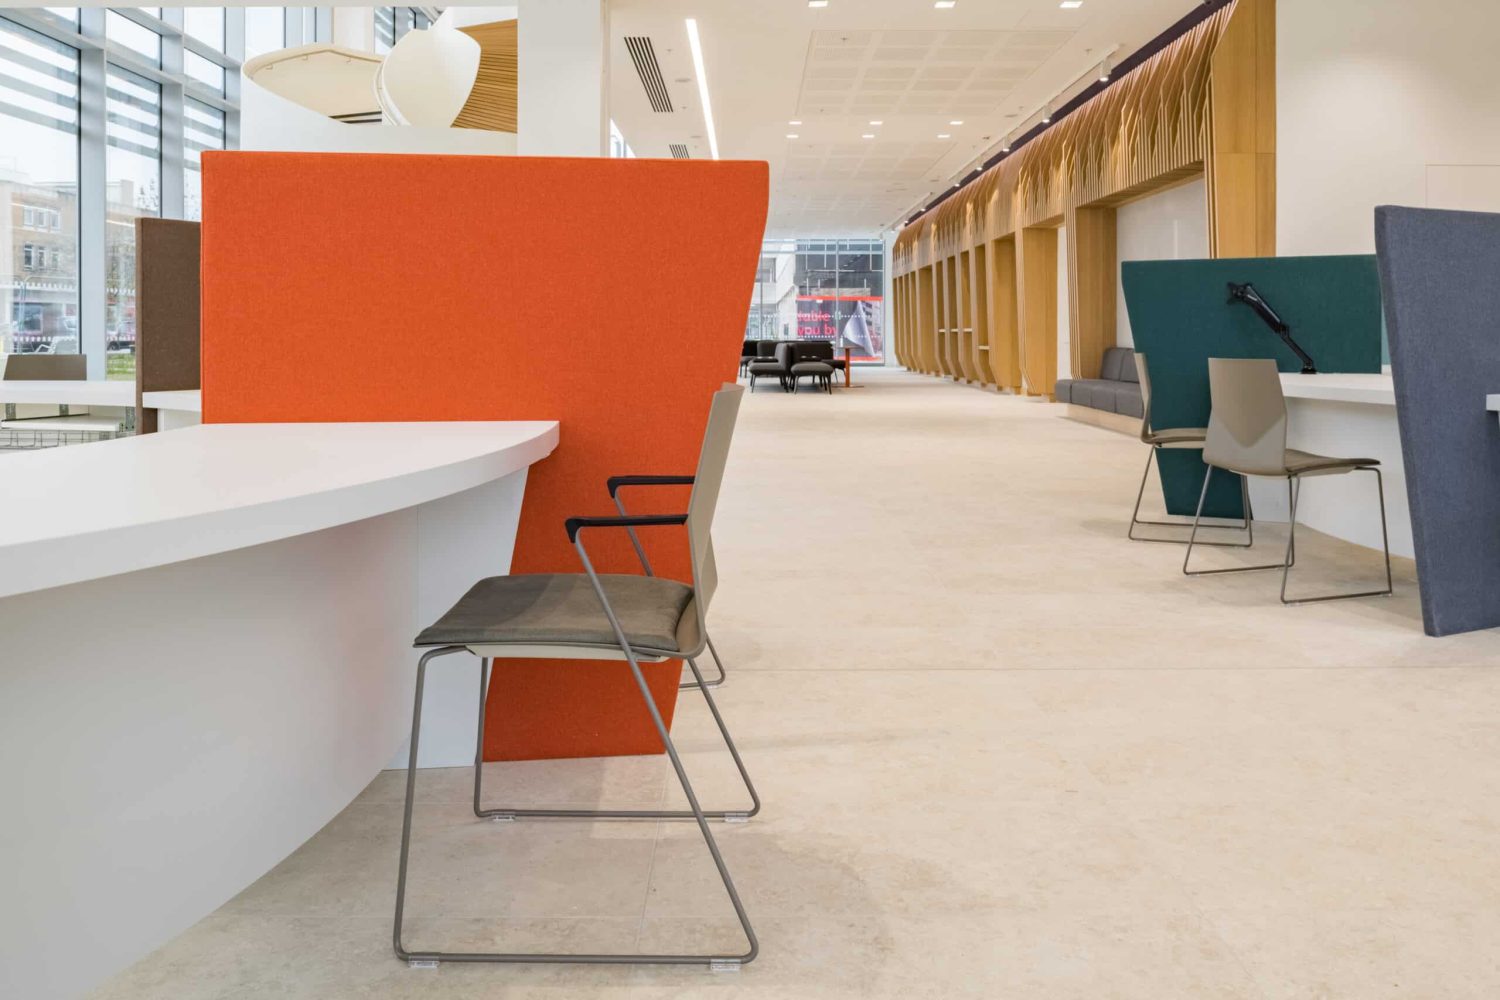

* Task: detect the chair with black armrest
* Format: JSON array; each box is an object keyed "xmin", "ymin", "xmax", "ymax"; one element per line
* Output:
[
  {"xmin": 1183, "ymin": 357, "xmax": 1393, "ymax": 604},
  {"xmin": 746, "ymin": 341, "xmax": 793, "ymax": 392},
  {"xmin": 606, "ymin": 471, "xmax": 727, "ymax": 689},
  {"xmin": 395, "ymin": 383, "xmax": 759, "ymax": 970},
  {"xmin": 788, "ymin": 341, "xmax": 835, "ymax": 394},
  {"xmin": 1129, "ymin": 352, "xmax": 1251, "ymax": 546},
  {"xmin": 738, "ymin": 339, "xmax": 757, "ymax": 377}
]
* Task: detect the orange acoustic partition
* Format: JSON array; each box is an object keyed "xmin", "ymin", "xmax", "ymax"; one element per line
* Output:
[{"xmin": 199, "ymin": 152, "xmax": 768, "ymax": 760}]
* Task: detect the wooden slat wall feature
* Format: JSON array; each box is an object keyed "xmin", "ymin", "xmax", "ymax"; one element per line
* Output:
[
  {"xmin": 452, "ymin": 19, "xmax": 518, "ymax": 133},
  {"xmin": 1206, "ymin": 0, "xmax": 1274, "ymax": 257},
  {"xmin": 938, "ymin": 257, "xmax": 956, "ymax": 378},
  {"xmin": 892, "ymin": 1, "xmax": 1271, "ymax": 396},
  {"xmin": 1066, "ymin": 205, "xmax": 1117, "ymax": 380},
  {"xmin": 970, "ymin": 242, "xmax": 996, "ymax": 385},
  {"xmin": 1017, "ymin": 226, "xmax": 1059, "ymax": 397},
  {"xmin": 987, "ymin": 237, "xmax": 1021, "ymax": 391}
]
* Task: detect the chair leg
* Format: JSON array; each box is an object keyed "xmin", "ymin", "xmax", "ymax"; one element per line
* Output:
[
  {"xmin": 1131, "ymin": 450, "xmax": 1253, "ymax": 546},
  {"xmin": 1184, "ymin": 468, "xmax": 1286, "ymax": 576},
  {"xmin": 473, "ymin": 648, "xmax": 758, "ymax": 821},
  {"xmin": 1280, "ymin": 468, "xmax": 1395, "ymax": 605},
  {"xmin": 679, "ymin": 633, "xmax": 727, "ymax": 690}
]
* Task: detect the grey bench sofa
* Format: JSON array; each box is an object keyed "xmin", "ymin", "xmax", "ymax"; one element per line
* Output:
[{"xmin": 1054, "ymin": 346, "xmax": 1144, "ymax": 418}]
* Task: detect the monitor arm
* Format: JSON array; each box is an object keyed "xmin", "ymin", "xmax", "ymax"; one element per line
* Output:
[{"xmin": 1226, "ymin": 281, "xmax": 1317, "ymax": 374}]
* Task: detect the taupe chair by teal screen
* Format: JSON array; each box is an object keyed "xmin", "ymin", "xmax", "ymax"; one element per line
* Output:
[
  {"xmin": 1183, "ymin": 357, "xmax": 1393, "ymax": 604},
  {"xmin": 395, "ymin": 383, "xmax": 759, "ymax": 969},
  {"xmin": 1129, "ymin": 352, "xmax": 1250, "ymax": 546}
]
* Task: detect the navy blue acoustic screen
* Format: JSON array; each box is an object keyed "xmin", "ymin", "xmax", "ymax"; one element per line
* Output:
[
  {"xmin": 1376, "ymin": 206, "xmax": 1500, "ymax": 637},
  {"xmin": 1123, "ymin": 256, "xmax": 1384, "ymax": 518}
]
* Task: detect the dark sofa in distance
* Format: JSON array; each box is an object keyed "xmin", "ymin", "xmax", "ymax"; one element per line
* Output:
[{"xmin": 1054, "ymin": 346, "xmax": 1143, "ymax": 418}]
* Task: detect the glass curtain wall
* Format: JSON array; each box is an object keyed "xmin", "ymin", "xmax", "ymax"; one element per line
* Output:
[
  {"xmin": 0, "ymin": 7, "xmax": 325, "ymax": 379},
  {"xmin": 746, "ymin": 238, "xmax": 885, "ymax": 363}
]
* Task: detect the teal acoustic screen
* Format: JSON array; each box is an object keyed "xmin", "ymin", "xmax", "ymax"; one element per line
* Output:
[{"xmin": 1122, "ymin": 255, "xmax": 1384, "ymax": 517}]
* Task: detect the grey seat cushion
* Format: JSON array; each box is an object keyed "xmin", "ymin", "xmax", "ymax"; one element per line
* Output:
[
  {"xmin": 1100, "ymin": 347, "xmax": 1132, "ymax": 382},
  {"xmin": 1115, "ymin": 388, "xmax": 1144, "ymax": 419},
  {"xmin": 747, "ymin": 360, "xmax": 786, "ymax": 374},
  {"xmin": 415, "ymin": 573, "xmax": 694, "ymax": 651},
  {"xmin": 791, "ymin": 361, "xmax": 833, "ymax": 375},
  {"xmin": 1071, "ymin": 379, "xmax": 1116, "ymax": 411},
  {"xmin": 1054, "ymin": 378, "xmax": 1075, "ymax": 403}
]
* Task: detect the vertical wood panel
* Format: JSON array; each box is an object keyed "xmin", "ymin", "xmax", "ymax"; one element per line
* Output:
[
  {"xmin": 1208, "ymin": 0, "xmax": 1275, "ymax": 257},
  {"xmin": 956, "ymin": 250, "xmax": 977, "ymax": 382},
  {"xmin": 1017, "ymin": 227, "xmax": 1058, "ymax": 396},
  {"xmin": 988, "ymin": 237, "xmax": 1021, "ymax": 391},
  {"xmin": 1067, "ymin": 205, "xmax": 1117, "ymax": 380},
  {"xmin": 970, "ymin": 242, "xmax": 996, "ymax": 385}
]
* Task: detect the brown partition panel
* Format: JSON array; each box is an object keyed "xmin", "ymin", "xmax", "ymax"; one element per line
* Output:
[{"xmin": 134, "ymin": 219, "xmax": 201, "ymax": 433}]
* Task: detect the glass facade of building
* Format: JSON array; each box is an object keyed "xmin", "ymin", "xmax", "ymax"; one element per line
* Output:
[{"xmin": 747, "ymin": 238, "xmax": 886, "ymax": 363}]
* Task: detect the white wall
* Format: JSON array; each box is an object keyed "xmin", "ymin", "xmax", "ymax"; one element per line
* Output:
[
  {"xmin": 1279, "ymin": 0, "xmax": 1500, "ymax": 255},
  {"xmin": 1115, "ymin": 176, "xmax": 1208, "ymax": 346},
  {"xmin": 518, "ymin": 0, "xmax": 607, "ymax": 155},
  {"xmin": 1056, "ymin": 224, "xmax": 1070, "ymax": 379}
]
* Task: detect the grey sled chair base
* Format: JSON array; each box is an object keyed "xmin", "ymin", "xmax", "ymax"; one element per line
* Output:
[
  {"xmin": 1128, "ymin": 448, "xmax": 1254, "ymax": 546},
  {"xmin": 394, "ymin": 641, "xmax": 758, "ymax": 970},
  {"xmin": 1182, "ymin": 466, "xmax": 1394, "ymax": 605}
]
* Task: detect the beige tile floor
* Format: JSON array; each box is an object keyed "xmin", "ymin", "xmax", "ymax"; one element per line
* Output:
[{"xmin": 93, "ymin": 370, "xmax": 1500, "ymax": 999}]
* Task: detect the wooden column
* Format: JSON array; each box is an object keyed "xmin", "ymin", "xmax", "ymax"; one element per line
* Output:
[
  {"xmin": 1066, "ymin": 205, "xmax": 1118, "ymax": 380},
  {"xmin": 988, "ymin": 237, "xmax": 1021, "ymax": 392},
  {"xmin": 955, "ymin": 250, "xmax": 977, "ymax": 383},
  {"xmin": 1016, "ymin": 226, "xmax": 1058, "ymax": 397},
  {"xmin": 918, "ymin": 265, "xmax": 938, "ymax": 375},
  {"xmin": 970, "ymin": 242, "xmax": 996, "ymax": 386},
  {"xmin": 1208, "ymin": 0, "xmax": 1276, "ymax": 258}
]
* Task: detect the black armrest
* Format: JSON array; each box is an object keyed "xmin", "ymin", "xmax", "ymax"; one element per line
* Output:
[
  {"xmin": 566, "ymin": 513, "xmax": 687, "ymax": 543},
  {"xmin": 606, "ymin": 474, "xmax": 694, "ymax": 498}
]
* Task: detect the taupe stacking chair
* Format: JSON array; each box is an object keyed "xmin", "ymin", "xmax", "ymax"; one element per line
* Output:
[
  {"xmin": 1183, "ymin": 358, "xmax": 1393, "ymax": 604},
  {"xmin": 1129, "ymin": 352, "xmax": 1251, "ymax": 545},
  {"xmin": 395, "ymin": 383, "xmax": 758, "ymax": 969}
]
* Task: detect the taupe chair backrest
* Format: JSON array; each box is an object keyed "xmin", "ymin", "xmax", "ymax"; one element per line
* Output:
[
  {"xmin": 1203, "ymin": 357, "xmax": 1288, "ymax": 475},
  {"xmin": 685, "ymin": 382, "xmax": 743, "ymax": 617},
  {"xmin": 3, "ymin": 354, "xmax": 85, "ymax": 380},
  {"xmin": 1133, "ymin": 352, "xmax": 1154, "ymax": 443}
]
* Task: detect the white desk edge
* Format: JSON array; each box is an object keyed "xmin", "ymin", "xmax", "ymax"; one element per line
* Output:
[{"xmin": 0, "ymin": 420, "xmax": 559, "ymax": 599}]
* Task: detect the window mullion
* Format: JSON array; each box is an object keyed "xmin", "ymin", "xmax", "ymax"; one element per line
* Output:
[{"xmin": 76, "ymin": 7, "xmax": 107, "ymax": 379}]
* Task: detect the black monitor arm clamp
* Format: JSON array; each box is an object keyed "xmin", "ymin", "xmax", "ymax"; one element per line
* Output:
[{"xmin": 1226, "ymin": 281, "xmax": 1317, "ymax": 374}]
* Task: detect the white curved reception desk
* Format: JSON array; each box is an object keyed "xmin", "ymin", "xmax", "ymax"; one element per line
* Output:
[{"xmin": 0, "ymin": 420, "xmax": 558, "ymax": 999}]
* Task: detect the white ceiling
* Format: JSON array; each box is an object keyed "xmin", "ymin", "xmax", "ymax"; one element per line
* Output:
[{"xmin": 608, "ymin": 0, "xmax": 1200, "ymax": 238}]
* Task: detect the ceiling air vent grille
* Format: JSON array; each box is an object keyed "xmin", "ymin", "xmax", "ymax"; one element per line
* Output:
[
  {"xmin": 669, "ymin": 144, "xmax": 690, "ymax": 159},
  {"xmin": 624, "ymin": 36, "xmax": 674, "ymax": 113}
]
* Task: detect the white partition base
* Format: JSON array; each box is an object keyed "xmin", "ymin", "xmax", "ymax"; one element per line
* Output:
[{"xmin": 0, "ymin": 471, "xmax": 526, "ymax": 1000}]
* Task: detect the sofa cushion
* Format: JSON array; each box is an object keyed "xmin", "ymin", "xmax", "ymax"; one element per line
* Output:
[
  {"xmin": 1115, "ymin": 386, "xmax": 1145, "ymax": 418},
  {"xmin": 1099, "ymin": 346, "xmax": 1131, "ymax": 382},
  {"xmin": 1054, "ymin": 378, "xmax": 1075, "ymax": 404},
  {"xmin": 1074, "ymin": 379, "xmax": 1120, "ymax": 412},
  {"xmin": 1118, "ymin": 350, "xmax": 1141, "ymax": 383}
]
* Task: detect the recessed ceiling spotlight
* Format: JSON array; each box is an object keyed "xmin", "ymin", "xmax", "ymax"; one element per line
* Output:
[
  {"xmin": 1041, "ymin": 107, "xmax": 1052, "ymax": 124},
  {"xmin": 808, "ymin": 0, "xmax": 829, "ymax": 7},
  {"xmin": 1001, "ymin": 135, "xmax": 1012, "ymax": 152},
  {"xmin": 938, "ymin": 132, "xmax": 951, "ymax": 139},
  {"xmin": 934, "ymin": 0, "xmax": 957, "ymax": 7},
  {"xmin": 788, "ymin": 119, "xmax": 802, "ymax": 125},
  {"xmin": 953, "ymin": 181, "xmax": 961, "ymax": 188},
  {"xmin": 949, "ymin": 120, "xmax": 964, "ymax": 125},
  {"xmin": 786, "ymin": 133, "xmax": 800, "ymax": 139},
  {"xmin": 974, "ymin": 165, "xmax": 983, "ymax": 173},
  {"xmin": 862, "ymin": 133, "xmax": 875, "ymax": 139},
  {"xmin": 1098, "ymin": 58, "xmax": 1111, "ymax": 82},
  {"xmin": 1059, "ymin": 0, "xmax": 1083, "ymax": 7},
  {"xmin": 869, "ymin": 119, "xmax": 883, "ymax": 125}
]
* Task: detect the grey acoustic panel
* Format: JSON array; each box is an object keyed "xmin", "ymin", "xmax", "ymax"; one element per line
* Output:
[
  {"xmin": 1375, "ymin": 205, "xmax": 1500, "ymax": 636},
  {"xmin": 134, "ymin": 219, "xmax": 201, "ymax": 434}
]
